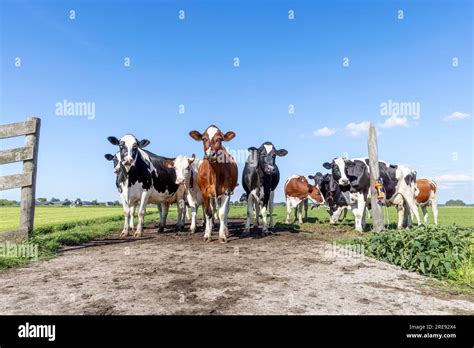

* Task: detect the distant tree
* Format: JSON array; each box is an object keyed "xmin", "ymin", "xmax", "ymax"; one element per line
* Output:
[
  {"xmin": 113, "ymin": 200, "xmax": 120, "ymax": 206},
  {"xmin": 37, "ymin": 197, "xmax": 47, "ymax": 203},
  {"xmin": 50, "ymin": 197, "xmax": 60, "ymax": 203},
  {"xmin": 445, "ymin": 199, "xmax": 466, "ymax": 206},
  {"xmin": 64, "ymin": 198, "xmax": 71, "ymax": 204},
  {"xmin": 0, "ymin": 199, "xmax": 17, "ymax": 206},
  {"xmin": 75, "ymin": 198, "xmax": 82, "ymax": 203},
  {"xmin": 91, "ymin": 199, "xmax": 98, "ymax": 205}
]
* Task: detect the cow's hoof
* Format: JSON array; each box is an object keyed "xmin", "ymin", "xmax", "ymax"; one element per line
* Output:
[
  {"xmin": 190, "ymin": 229, "xmax": 196, "ymax": 234},
  {"xmin": 120, "ymin": 230, "xmax": 129, "ymax": 238},
  {"xmin": 219, "ymin": 237, "xmax": 227, "ymax": 244},
  {"xmin": 158, "ymin": 226, "xmax": 164, "ymax": 233},
  {"xmin": 134, "ymin": 231, "xmax": 143, "ymax": 238},
  {"xmin": 203, "ymin": 236, "xmax": 211, "ymax": 242}
]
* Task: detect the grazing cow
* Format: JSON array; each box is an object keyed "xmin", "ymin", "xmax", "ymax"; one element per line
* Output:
[
  {"xmin": 284, "ymin": 175, "xmax": 325, "ymax": 224},
  {"xmin": 242, "ymin": 142, "xmax": 288, "ymax": 234},
  {"xmin": 309, "ymin": 172, "xmax": 350, "ymax": 224},
  {"xmin": 107, "ymin": 134, "xmax": 185, "ymax": 237},
  {"xmin": 189, "ymin": 125, "xmax": 238, "ymax": 243},
  {"xmin": 414, "ymin": 178, "xmax": 438, "ymax": 225},
  {"xmin": 165, "ymin": 154, "xmax": 206, "ymax": 233},
  {"xmin": 323, "ymin": 157, "xmax": 421, "ymax": 231}
]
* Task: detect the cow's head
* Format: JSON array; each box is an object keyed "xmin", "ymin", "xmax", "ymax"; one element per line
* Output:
[
  {"xmin": 323, "ymin": 157, "xmax": 351, "ymax": 186},
  {"xmin": 107, "ymin": 134, "xmax": 150, "ymax": 172},
  {"xmin": 308, "ymin": 172, "xmax": 325, "ymax": 188},
  {"xmin": 308, "ymin": 183, "xmax": 325, "ymax": 205},
  {"xmin": 164, "ymin": 154, "xmax": 196, "ymax": 186},
  {"xmin": 104, "ymin": 152, "xmax": 121, "ymax": 174},
  {"xmin": 250, "ymin": 142, "xmax": 288, "ymax": 175},
  {"xmin": 189, "ymin": 125, "xmax": 235, "ymax": 163}
]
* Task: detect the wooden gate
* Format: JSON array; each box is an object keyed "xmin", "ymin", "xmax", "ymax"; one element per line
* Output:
[{"xmin": 0, "ymin": 117, "xmax": 41, "ymax": 242}]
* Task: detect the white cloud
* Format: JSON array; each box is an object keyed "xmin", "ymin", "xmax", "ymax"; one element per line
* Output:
[
  {"xmin": 433, "ymin": 174, "xmax": 473, "ymax": 182},
  {"xmin": 443, "ymin": 111, "xmax": 471, "ymax": 122},
  {"xmin": 345, "ymin": 121, "xmax": 370, "ymax": 137},
  {"xmin": 313, "ymin": 127, "xmax": 336, "ymax": 137},
  {"xmin": 379, "ymin": 115, "xmax": 409, "ymax": 128}
]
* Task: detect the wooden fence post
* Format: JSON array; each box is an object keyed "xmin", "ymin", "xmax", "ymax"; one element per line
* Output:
[
  {"xmin": 368, "ymin": 123, "xmax": 383, "ymax": 233},
  {"xmin": 0, "ymin": 117, "xmax": 41, "ymax": 242},
  {"xmin": 19, "ymin": 117, "xmax": 41, "ymax": 235}
]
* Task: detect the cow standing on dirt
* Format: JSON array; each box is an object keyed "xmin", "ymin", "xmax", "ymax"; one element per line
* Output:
[
  {"xmin": 309, "ymin": 172, "xmax": 350, "ymax": 224},
  {"xmin": 165, "ymin": 154, "xmax": 206, "ymax": 233},
  {"xmin": 323, "ymin": 157, "xmax": 421, "ymax": 231},
  {"xmin": 107, "ymin": 135, "xmax": 185, "ymax": 237},
  {"xmin": 189, "ymin": 125, "xmax": 238, "ymax": 243},
  {"xmin": 284, "ymin": 175, "xmax": 325, "ymax": 224},
  {"xmin": 242, "ymin": 142, "xmax": 288, "ymax": 234}
]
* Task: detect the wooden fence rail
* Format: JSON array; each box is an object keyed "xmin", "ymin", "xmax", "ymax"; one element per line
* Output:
[{"xmin": 0, "ymin": 117, "xmax": 41, "ymax": 242}]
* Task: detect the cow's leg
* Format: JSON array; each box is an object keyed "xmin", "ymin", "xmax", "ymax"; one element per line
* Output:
[
  {"xmin": 303, "ymin": 199, "xmax": 308, "ymax": 222},
  {"xmin": 190, "ymin": 204, "xmax": 197, "ymax": 233},
  {"xmin": 261, "ymin": 202, "xmax": 269, "ymax": 235},
  {"xmin": 431, "ymin": 198, "xmax": 438, "ymax": 225},
  {"xmin": 224, "ymin": 198, "xmax": 230, "ymax": 237},
  {"xmin": 244, "ymin": 194, "xmax": 253, "ymax": 233},
  {"xmin": 421, "ymin": 205, "xmax": 428, "ymax": 225},
  {"xmin": 135, "ymin": 192, "xmax": 150, "ymax": 238},
  {"xmin": 203, "ymin": 195, "xmax": 213, "ymax": 242},
  {"xmin": 156, "ymin": 204, "xmax": 163, "ymax": 231},
  {"xmin": 285, "ymin": 199, "xmax": 291, "ymax": 224},
  {"xmin": 353, "ymin": 194, "xmax": 365, "ymax": 232},
  {"xmin": 297, "ymin": 202, "xmax": 303, "ymax": 224},
  {"xmin": 253, "ymin": 198, "xmax": 260, "ymax": 229},
  {"xmin": 120, "ymin": 201, "xmax": 131, "ymax": 237},
  {"xmin": 269, "ymin": 190, "xmax": 275, "ymax": 229},
  {"xmin": 218, "ymin": 195, "xmax": 231, "ymax": 243},
  {"xmin": 176, "ymin": 199, "xmax": 185, "ymax": 231},
  {"xmin": 160, "ymin": 203, "xmax": 169, "ymax": 232},
  {"xmin": 129, "ymin": 204, "xmax": 135, "ymax": 231},
  {"xmin": 397, "ymin": 203, "xmax": 405, "ymax": 229}
]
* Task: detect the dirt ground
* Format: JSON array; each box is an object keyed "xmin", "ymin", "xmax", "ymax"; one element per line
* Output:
[{"xmin": 0, "ymin": 219, "xmax": 473, "ymax": 315}]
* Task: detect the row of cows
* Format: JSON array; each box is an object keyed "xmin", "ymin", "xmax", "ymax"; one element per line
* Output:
[{"xmin": 104, "ymin": 124, "xmax": 438, "ymax": 242}]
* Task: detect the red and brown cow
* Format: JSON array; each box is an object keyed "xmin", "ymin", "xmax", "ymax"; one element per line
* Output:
[
  {"xmin": 284, "ymin": 175, "xmax": 325, "ymax": 224},
  {"xmin": 189, "ymin": 125, "xmax": 238, "ymax": 242},
  {"xmin": 414, "ymin": 178, "xmax": 438, "ymax": 225}
]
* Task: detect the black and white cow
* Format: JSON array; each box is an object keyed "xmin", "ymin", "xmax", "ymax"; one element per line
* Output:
[
  {"xmin": 107, "ymin": 134, "xmax": 185, "ymax": 237},
  {"xmin": 308, "ymin": 172, "xmax": 350, "ymax": 224},
  {"xmin": 242, "ymin": 142, "xmax": 288, "ymax": 234},
  {"xmin": 322, "ymin": 157, "xmax": 421, "ymax": 231}
]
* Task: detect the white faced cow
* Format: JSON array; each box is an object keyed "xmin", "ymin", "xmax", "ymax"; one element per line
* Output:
[
  {"xmin": 323, "ymin": 157, "xmax": 421, "ymax": 231},
  {"xmin": 242, "ymin": 142, "xmax": 288, "ymax": 234},
  {"xmin": 107, "ymin": 134, "xmax": 185, "ymax": 237},
  {"xmin": 165, "ymin": 154, "xmax": 206, "ymax": 233}
]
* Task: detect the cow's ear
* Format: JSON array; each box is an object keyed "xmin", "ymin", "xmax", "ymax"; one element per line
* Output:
[
  {"xmin": 104, "ymin": 154, "xmax": 114, "ymax": 161},
  {"xmin": 223, "ymin": 131, "xmax": 236, "ymax": 141},
  {"xmin": 108, "ymin": 136, "xmax": 120, "ymax": 145},
  {"xmin": 323, "ymin": 162, "xmax": 332, "ymax": 169},
  {"xmin": 308, "ymin": 175, "xmax": 315, "ymax": 180},
  {"xmin": 138, "ymin": 139, "xmax": 150, "ymax": 148},
  {"xmin": 248, "ymin": 146, "xmax": 258, "ymax": 152},
  {"xmin": 276, "ymin": 149, "xmax": 288, "ymax": 157},
  {"xmin": 188, "ymin": 154, "xmax": 196, "ymax": 164},
  {"xmin": 189, "ymin": 130, "xmax": 203, "ymax": 141},
  {"xmin": 163, "ymin": 159, "xmax": 174, "ymax": 168}
]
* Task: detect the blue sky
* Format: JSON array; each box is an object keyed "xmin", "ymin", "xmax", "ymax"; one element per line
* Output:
[{"xmin": 1, "ymin": 0, "xmax": 472, "ymax": 204}]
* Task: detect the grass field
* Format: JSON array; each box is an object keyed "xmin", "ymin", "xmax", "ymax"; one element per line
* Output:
[{"xmin": 1, "ymin": 204, "xmax": 473, "ymax": 233}]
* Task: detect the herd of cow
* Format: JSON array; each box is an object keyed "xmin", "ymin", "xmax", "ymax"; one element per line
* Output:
[{"xmin": 104, "ymin": 124, "xmax": 438, "ymax": 243}]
